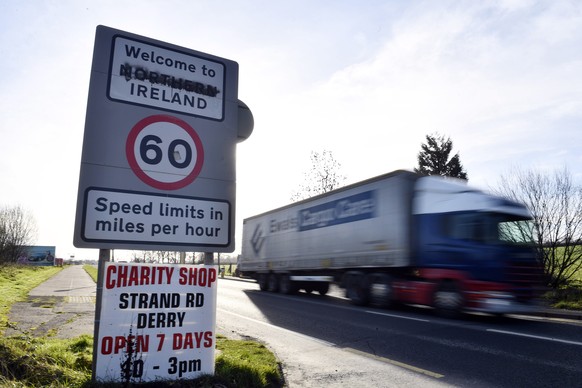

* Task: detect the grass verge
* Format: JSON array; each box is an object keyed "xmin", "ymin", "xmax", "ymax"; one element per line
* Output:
[
  {"xmin": 83, "ymin": 265, "xmax": 98, "ymax": 282},
  {"xmin": 544, "ymin": 281, "xmax": 582, "ymax": 310},
  {"xmin": 0, "ymin": 264, "xmax": 62, "ymax": 336},
  {"xmin": 1, "ymin": 265, "xmax": 284, "ymax": 387}
]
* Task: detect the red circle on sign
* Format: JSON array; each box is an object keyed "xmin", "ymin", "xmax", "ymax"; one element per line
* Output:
[{"xmin": 126, "ymin": 115, "xmax": 204, "ymax": 190}]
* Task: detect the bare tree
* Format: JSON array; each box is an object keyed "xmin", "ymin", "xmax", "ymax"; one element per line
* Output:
[
  {"xmin": 291, "ymin": 150, "xmax": 346, "ymax": 201},
  {"xmin": 0, "ymin": 205, "xmax": 38, "ymax": 264},
  {"xmin": 493, "ymin": 167, "xmax": 582, "ymax": 288}
]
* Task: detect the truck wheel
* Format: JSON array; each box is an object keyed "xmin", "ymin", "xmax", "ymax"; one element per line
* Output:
[
  {"xmin": 279, "ymin": 274, "xmax": 298, "ymax": 295},
  {"xmin": 267, "ymin": 273, "xmax": 279, "ymax": 293},
  {"xmin": 346, "ymin": 274, "xmax": 370, "ymax": 306},
  {"xmin": 258, "ymin": 274, "xmax": 269, "ymax": 291},
  {"xmin": 433, "ymin": 282, "xmax": 464, "ymax": 318},
  {"xmin": 369, "ymin": 274, "xmax": 395, "ymax": 309},
  {"xmin": 317, "ymin": 283, "xmax": 329, "ymax": 296}
]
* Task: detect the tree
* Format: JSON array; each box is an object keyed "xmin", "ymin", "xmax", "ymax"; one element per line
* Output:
[
  {"xmin": 493, "ymin": 167, "xmax": 582, "ymax": 289},
  {"xmin": 414, "ymin": 133, "xmax": 468, "ymax": 180},
  {"xmin": 291, "ymin": 150, "xmax": 346, "ymax": 201},
  {"xmin": 0, "ymin": 205, "xmax": 38, "ymax": 263}
]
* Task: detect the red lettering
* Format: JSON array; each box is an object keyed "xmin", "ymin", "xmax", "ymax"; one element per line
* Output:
[
  {"xmin": 115, "ymin": 336, "xmax": 126, "ymax": 353},
  {"xmin": 194, "ymin": 331, "xmax": 204, "ymax": 347},
  {"xmin": 105, "ymin": 265, "xmax": 116, "ymax": 289},
  {"xmin": 117, "ymin": 265, "xmax": 129, "ymax": 287},
  {"xmin": 140, "ymin": 266, "xmax": 151, "ymax": 286},
  {"xmin": 173, "ymin": 333, "xmax": 183, "ymax": 350},
  {"xmin": 204, "ymin": 331, "xmax": 213, "ymax": 347},
  {"xmin": 101, "ymin": 336, "xmax": 113, "ymax": 354},
  {"xmin": 157, "ymin": 333, "xmax": 165, "ymax": 351},
  {"xmin": 208, "ymin": 268, "xmax": 217, "ymax": 285},
  {"xmin": 172, "ymin": 331, "xmax": 213, "ymax": 350},
  {"xmin": 128, "ymin": 266, "xmax": 139, "ymax": 286},
  {"xmin": 100, "ymin": 335, "xmax": 149, "ymax": 355},
  {"xmin": 163, "ymin": 267, "xmax": 174, "ymax": 284},
  {"xmin": 178, "ymin": 267, "xmax": 217, "ymax": 287},
  {"xmin": 105, "ymin": 264, "xmax": 177, "ymax": 289},
  {"xmin": 184, "ymin": 333, "xmax": 194, "ymax": 349}
]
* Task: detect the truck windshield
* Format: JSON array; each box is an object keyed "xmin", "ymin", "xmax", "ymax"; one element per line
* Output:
[
  {"xmin": 497, "ymin": 216, "xmax": 535, "ymax": 245},
  {"xmin": 446, "ymin": 212, "xmax": 534, "ymax": 245}
]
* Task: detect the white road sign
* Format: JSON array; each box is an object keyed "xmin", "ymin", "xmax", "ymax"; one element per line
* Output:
[
  {"xmin": 74, "ymin": 26, "xmax": 238, "ymax": 252},
  {"xmin": 94, "ymin": 263, "xmax": 218, "ymax": 382}
]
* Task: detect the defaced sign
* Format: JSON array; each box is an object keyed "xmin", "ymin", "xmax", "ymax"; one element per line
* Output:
[{"xmin": 74, "ymin": 26, "xmax": 240, "ymax": 252}]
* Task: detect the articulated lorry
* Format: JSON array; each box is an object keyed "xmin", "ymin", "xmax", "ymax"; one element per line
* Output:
[{"xmin": 239, "ymin": 170, "xmax": 543, "ymax": 316}]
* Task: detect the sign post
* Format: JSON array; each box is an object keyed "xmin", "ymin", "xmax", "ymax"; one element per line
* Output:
[{"xmin": 75, "ymin": 26, "xmax": 251, "ymax": 384}]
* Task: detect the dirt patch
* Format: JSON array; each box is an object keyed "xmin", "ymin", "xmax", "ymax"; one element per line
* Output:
[{"xmin": 6, "ymin": 295, "xmax": 96, "ymax": 339}]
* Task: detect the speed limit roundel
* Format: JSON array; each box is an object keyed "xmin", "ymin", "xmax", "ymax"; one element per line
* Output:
[{"xmin": 126, "ymin": 115, "xmax": 204, "ymax": 190}]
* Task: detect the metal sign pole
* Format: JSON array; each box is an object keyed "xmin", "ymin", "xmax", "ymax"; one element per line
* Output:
[
  {"xmin": 204, "ymin": 252, "xmax": 214, "ymax": 265},
  {"xmin": 92, "ymin": 248, "xmax": 110, "ymax": 381}
]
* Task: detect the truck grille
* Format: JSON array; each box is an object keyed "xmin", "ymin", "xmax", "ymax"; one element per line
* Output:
[{"xmin": 506, "ymin": 261, "xmax": 546, "ymax": 301}]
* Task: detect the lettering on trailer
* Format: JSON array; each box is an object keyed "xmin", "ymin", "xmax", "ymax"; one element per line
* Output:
[
  {"xmin": 96, "ymin": 263, "xmax": 218, "ymax": 382},
  {"xmin": 251, "ymin": 224, "xmax": 265, "ymax": 256},
  {"xmin": 298, "ymin": 190, "xmax": 376, "ymax": 231}
]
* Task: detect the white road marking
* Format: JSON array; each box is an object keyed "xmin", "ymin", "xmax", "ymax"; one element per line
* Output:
[
  {"xmin": 365, "ymin": 310, "xmax": 431, "ymax": 322},
  {"xmin": 487, "ymin": 329, "xmax": 582, "ymax": 346}
]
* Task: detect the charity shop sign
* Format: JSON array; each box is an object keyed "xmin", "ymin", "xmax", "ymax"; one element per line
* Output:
[
  {"xmin": 74, "ymin": 25, "xmax": 239, "ymax": 252},
  {"xmin": 94, "ymin": 263, "xmax": 217, "ymax": 382}
]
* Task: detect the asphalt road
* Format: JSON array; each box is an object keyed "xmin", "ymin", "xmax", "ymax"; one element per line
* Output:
[{"xmin": 216, "ymin": 277, "xmax": 582, "ymax": 388}]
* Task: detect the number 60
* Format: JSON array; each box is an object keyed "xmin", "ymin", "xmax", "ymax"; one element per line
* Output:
[{"xmin": 140, "ymin": 134, "xmax": 192, "ymax": 169}]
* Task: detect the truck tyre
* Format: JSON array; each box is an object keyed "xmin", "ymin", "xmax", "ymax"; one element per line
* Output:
[
  {"xmin": 258, "ymin": 273, "xmax": 269, "ymax": 291},
  {"xmin": 433, "ymin": 282, "xmax": 464, "ymax": 318},
  {"xmin": 317, "ymin": 282, "xmax": 329, "ymax": 296},
  {"xmin": 346, "ymin": 274, "xmax": 370, "ymax": 306},
  {"xmin": 368, "ymin": 274, "xmax": 395, "ymax": 309},
  {"xmin": 279, "ymin": 274, "xmax": 298, "ymax": 295},
  {"xmin": 267, "ymin": 273, "xmax": 279, "ymax": 293}
]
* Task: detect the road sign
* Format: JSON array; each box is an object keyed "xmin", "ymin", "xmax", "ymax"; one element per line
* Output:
[
  {"xmin": 94, "ymin": 263, "xmax": 218, "ymax": 382},
  {"xmin": 126, "ymin": 115, "xmax": 204, "ymax": 190},
  {"xmin": 74, "ymin": 26, "xmax": 239, "ymax": 252}
]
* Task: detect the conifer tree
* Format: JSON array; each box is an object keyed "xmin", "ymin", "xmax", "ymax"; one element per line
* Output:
[{"xmin": 414, "ymin": 133, "xmax": 468, "ymax": 180}]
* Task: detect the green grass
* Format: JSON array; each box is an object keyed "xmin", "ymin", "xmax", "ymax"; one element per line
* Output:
[
  {"xmin": 0, "ymin": 264, "xmax": 284, "ymax": 387},
  {"xmin": 541, "ymin": 245, "xmax": 582, "ymax": 310},
  {"xmin": 83, "ymin": 265, "xmax": 98, "ymax": 282},
  {"xmin": 0, "ymin": 265, "xmax": 62, "ymax": 335},
  {"xmin": 0, "ymin": 334, "xmax": 93, "ymax": 387},
  {"xmin": 216, "ymin": 336, "xmax": 282, "ymax": 387}
]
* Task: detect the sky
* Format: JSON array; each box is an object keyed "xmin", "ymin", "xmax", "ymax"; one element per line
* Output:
[{"xmin": 1, "ymin": 0, "xmax": 581, "ymax": 260}]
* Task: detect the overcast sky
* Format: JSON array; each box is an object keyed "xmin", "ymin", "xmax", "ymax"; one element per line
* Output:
[{"xmin": 1, "ymin": 0, "xmax": 580, "ymax": 260}]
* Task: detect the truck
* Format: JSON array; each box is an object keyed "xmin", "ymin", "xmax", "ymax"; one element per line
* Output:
[{"xmin": 239, "ymin": 170, "xmax": 544, "ymax": 316}]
